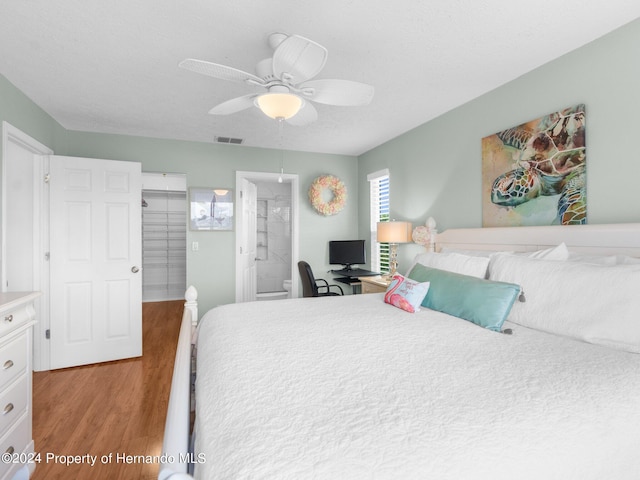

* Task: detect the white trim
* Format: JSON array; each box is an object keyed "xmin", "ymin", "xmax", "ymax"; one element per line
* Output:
[
  {"xmin": 369, "ymin": 170, "xmax": 390, "ymax": 273},
  {"xmin": 159, "ymin": 286, "xmax": 196, "ymax": 480},
  {"xmin": 2, "ymin": 122, "xmax": 54, "ymax": 372},
  {"xmin": 235, "ymin": 171, "xmax": 299, "ymax": 302},
  {"xmin": 366, "ymin": 168, "xmax": 389, "ymax": 182},
  {"xmin": 1, "ymin": 122, "xmax": 53, "ymax": 287},
  {"xmin": 142, "ymin": 171, "xmax": 187, "ymax": 192}
]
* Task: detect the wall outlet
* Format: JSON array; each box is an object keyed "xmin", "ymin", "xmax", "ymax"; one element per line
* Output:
[{"xmin": 192, "ymin": 241, "xmax": 199, "ymax": 251}]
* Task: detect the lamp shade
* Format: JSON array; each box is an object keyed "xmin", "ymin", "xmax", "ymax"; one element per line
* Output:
[
  {"xmin": 377, "ymin": 221, "xmax": 412, "ymax": 243},
  {"xmin": 256, "ymin": 93, "xmax": 303, "ymax": 120}
]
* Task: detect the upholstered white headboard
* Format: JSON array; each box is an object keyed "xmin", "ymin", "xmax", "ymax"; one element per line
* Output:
[{"xmin": 434, "ymin": 223, "xmax": 640, "ymax": 257}]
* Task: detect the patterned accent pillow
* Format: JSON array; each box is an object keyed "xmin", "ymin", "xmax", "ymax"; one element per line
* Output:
[{"xmin": 384, "ymin": 274, "xmax": 430, "ymax": 313}]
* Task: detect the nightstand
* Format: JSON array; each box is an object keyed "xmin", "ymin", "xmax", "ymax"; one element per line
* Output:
[{"xmin": 358, "ymin": 276, "xmax": 391, "ymax": 294}]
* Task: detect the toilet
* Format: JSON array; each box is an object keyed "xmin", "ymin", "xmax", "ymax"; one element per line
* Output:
[
  {"xmin": 254, "ymin": 279, "xmax": 292, "ymax": 301},
  {"xmin": 255, "ymin": 279, "xmax": 292, "ymax": 301}
]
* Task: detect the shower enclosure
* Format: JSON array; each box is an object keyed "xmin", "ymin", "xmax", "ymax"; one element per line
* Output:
[{"xmin": 255, "ymin": 181, "xmax": 292, "ymax": 299}]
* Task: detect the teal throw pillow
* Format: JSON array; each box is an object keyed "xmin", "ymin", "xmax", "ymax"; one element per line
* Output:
[{"xmin": 407, "ymin": 263, "xmax": 520, "ymax": 331}]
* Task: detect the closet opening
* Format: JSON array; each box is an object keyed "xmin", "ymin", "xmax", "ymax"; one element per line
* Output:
[{"xmin": 141, "ymin": 173, "xmax": 187, "ymax": 302}]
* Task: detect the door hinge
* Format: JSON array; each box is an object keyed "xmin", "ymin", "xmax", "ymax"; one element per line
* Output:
[
  {"xmin": 45, "ymin": 329, "xmax": 50, "ymax": 339},
  {"xmin": 44, "ymin": 252, "xmax": 50, "ymax": 261},
  {"xmin": 44, "ymin": 173, "xmax": 50, "ymax": 183},
  {"xmin": 240, "ymin": 190, "xmax": 243, "ymax": 198},
  {"xmin": 239, "ymin": 246, "xmax": 243, "ymax": 254}
]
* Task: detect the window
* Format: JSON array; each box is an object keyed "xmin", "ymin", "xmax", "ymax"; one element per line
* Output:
[{"xmin": 368, "ymin": 169, "xmax": 390, "ymax": 273}]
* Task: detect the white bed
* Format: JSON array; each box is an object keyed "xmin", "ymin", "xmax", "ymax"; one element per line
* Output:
[{"xmin": 158, "ymin": 223, "xmax": 640, "ymax": 480}]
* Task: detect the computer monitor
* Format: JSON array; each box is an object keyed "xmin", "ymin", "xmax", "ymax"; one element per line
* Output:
[{"xmin": 329, "ymin": 240, "xmax": 366, "ymax": 270}]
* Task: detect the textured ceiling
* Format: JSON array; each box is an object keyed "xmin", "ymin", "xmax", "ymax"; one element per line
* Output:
[{"xmin": 1, "ymin": 1, "xmax": 639, "ymax": 156}]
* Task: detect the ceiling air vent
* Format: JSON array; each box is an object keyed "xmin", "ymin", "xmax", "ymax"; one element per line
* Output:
[{"xmin": 215, "ymin": 136, "xmax": 243, "ymax": 145}]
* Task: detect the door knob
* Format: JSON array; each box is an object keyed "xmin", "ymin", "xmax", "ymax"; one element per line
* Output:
[{"xmin": 131, "ymin": 266, "xmax": 140, "ymax": 273}]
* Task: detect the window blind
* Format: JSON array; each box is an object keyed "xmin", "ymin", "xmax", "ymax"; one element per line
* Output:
[{"xmin": 368, "ymin": 169, "xmax": 390, "ymax": 274}]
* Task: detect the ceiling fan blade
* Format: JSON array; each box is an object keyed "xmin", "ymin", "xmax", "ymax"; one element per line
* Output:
[
  {"xmin": 300, "ymin": 79, "xmax": 375, "ymax": 106},
  {"xmin": 286, "ymin": 101, "xmax": 318, "ymax": 126},
  {"xmin": 179, "ymin": 59, "xmax": 265, "ymax": 86},
  {"xmin": 209, "ymin": 94, "xmax": 258, "ymax": 115},
  {"xmin": 272, "ymin": 35, "xmax": 328, "ymax": 85}
]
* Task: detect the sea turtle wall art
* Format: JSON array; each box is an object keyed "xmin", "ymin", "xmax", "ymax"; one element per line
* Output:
[{"xmin": 481, "ymin": 104, "xmax": 586, "ymax": 227}]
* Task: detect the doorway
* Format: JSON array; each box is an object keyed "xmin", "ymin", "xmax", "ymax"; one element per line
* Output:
[
  {"xmin": 235, "ymin": 171, "xmax": 299, "ymax": 302},
  {"xmin": 2, "ymin": 123, "xmax": 147, "ymax": 371},
  {"xmin": 2, "ymin": 122, "xmax": 53, "ymax": 371},
  {"xmin": 141, "ymin": 172, "xmax": 187, "ymax": 302}
]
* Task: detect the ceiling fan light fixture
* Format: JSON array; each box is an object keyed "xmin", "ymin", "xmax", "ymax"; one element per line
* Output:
[{"xmin": 256, "ymin": 93, "xmax": 303, "ymax": 120}]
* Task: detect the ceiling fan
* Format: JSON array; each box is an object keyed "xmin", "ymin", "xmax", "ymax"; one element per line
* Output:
[{"xmin": 179, "ymin": 33, "xmax": 375, "ymax": 126}]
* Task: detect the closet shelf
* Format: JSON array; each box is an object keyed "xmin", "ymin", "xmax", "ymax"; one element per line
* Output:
[{"xmin": 142, "ymin": 189, "xmax": 187, "ymax": 302}]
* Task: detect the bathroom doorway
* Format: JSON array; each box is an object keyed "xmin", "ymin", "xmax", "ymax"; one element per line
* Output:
[{"xmin": 235, "ymin": 171, "xmax": 299, "ymax": 302}]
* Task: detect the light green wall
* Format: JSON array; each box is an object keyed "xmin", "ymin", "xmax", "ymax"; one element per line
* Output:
[
  {"xmin": 3, "ymin": 17, "xmax": 640, "ymax": 312},
  {"xmin": 63, "ymin": 131, "xmax": 358, "ymax": 313},
  {"xmin": 358, "ymin": 17, "xmax": 640, "ymax": 272},
  {"xmin": 0, "ymin": 75, "xmax": 65, "ymax": 151},
  {"xmin": 0, "ymin": 74, "xmax": 358, "ymax": 314}
]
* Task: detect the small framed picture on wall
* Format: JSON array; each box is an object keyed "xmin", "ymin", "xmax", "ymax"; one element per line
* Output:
[{"xmin": 189, "ymin": 187, "xmax": 234, "ymax": 231}]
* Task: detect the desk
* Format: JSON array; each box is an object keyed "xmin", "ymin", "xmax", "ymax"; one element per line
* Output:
[
  {"xmin": 332, "ymin": 269, "xmax": 379, "ymax": 294},
  {"xmin": 333, "ymin": 276, "xmax": 361, "ymax": 294}
]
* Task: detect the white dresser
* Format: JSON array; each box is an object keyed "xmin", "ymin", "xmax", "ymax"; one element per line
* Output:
[{"xmin": 0, "ymin": 293, "xmax": 39, "ymax": 480}]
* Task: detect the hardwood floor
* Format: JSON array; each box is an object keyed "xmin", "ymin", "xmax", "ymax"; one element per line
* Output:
[{"xmin": 31, "ymin": 300, "xmax": 184, "ymax": 480}]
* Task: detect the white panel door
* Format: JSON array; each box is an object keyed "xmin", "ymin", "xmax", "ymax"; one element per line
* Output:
[
  {"xmin": 49, "ymin": 156, "xmax": 142, "ymax": 369},
  {"xmin": 238, "ymin": 178, "xmax": 257, "ymax": 302}
]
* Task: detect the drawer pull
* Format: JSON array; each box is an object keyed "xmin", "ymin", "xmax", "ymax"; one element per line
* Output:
[
  {"xmin": 3, "ymin": 403, "xmax": 13, "ymax": 415},
  {"xmin": 3, "ymin": 360, "xmax": 13, "ymax": 370},
  {"xmin": 4, "ymin": 446, "xmax": 13, "ymax": 455},
  {"xmin": 4, "ymin": 315, "xmax": 12, "ymax": 323}
]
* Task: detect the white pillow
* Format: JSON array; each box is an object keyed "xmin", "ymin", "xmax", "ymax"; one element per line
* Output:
[
  {"xmin": 519, "ymin": 242, "xmax": 569, "ymax": 260},
  {"xmin": 489, "ymin": 253, "xmax": 640, "ymax": 353},
  {"xmin": 565, "ymin": 253, "xmax": 640, "ymax": 266},
  {"xmin": 567, "ymin": 252, "xmax": 617, "ymax": 265},
  {"xmin": 406, "ymin": 252, "xmax": 489, "ymax": 279},
  {"xmin": 484, "ymin": 243, "xmax": 570, "ymax": 279},
  {"xmin": 617, "ymin": 255, "xmax": 640, "ymax": 265},
  {"xmin": 440, "ymin": 243, "xmax": 569, "ymax": 260}
]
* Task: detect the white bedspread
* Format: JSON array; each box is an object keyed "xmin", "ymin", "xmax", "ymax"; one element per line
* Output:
[{"xmin": 194, "ymin": 294, "xmax": 640, "ymax": 480}]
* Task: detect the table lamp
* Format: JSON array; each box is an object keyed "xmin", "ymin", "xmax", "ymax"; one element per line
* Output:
[{"xmin": 377, "ymin": 221, "xmax": 413, "ymax": 277}]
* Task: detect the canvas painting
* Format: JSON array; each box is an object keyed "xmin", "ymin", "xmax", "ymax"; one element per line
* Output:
[{"xmin": 482, "ymin": 104, "xmax": 586, "ymax": 227}]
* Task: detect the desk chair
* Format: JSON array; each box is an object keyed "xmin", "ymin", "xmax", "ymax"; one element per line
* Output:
[{"xmin": 298, "ymin": 261, "xmax": 344, "ymax": 297}]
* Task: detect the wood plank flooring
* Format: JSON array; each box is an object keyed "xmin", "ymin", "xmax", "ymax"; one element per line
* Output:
[{"xmin": 31, "ymin": 300, "xmax": 184, "ymax": 480}]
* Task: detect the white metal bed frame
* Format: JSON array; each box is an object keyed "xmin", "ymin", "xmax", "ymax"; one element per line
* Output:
[
  {"xmin": 158, "ymin": 222, "xmax": 640, "ymax": 479},
  {"xmin": 158, "ymin": 286, "xmax": 198, "ymax": 480}
]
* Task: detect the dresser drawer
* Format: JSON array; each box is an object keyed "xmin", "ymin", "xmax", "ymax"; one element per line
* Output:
[
  {"xmin": 0, "ymin": 334, "xmax": 28, "ymax": 392},
  {"xmin": 0, "ymin": 375, "xmax": 27, "ymax": 436},
  {"xmin": 361, "ymin": 282, "xmax": 385, "ymax": 294},
  {"xmin": 0, "ymin": 414, "xmax": 29, "ymax": 480},
  {"xmin": 0, "ymin": 304, "xmax": 33, "ymax": 338},
  {"xmin": 359, "ymin": 276, "xmax": 390, "ymax": 294}
]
